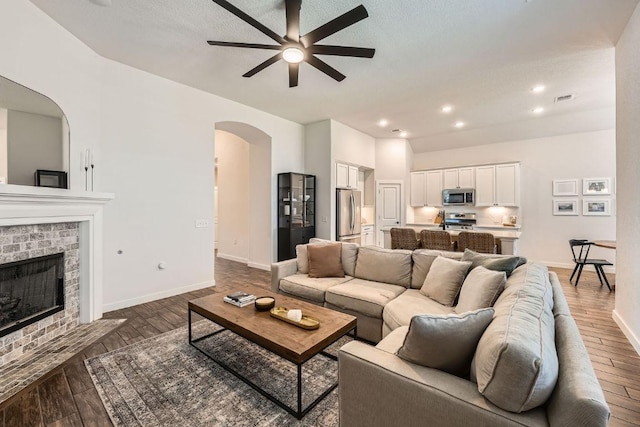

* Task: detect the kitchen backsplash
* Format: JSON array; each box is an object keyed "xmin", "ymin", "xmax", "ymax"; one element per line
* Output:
[{"xmin": 411, "ymin": 206, "xmax": 520, "ymax": 226}]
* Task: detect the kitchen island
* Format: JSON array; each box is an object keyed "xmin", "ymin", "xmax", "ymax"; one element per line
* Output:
[{"xmin": 381, "ymin": 224, "xmax": 522, "ymax": 255}]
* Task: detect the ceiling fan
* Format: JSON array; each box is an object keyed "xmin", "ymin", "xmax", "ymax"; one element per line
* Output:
[{"xmin": 207, "ymin": 0, "xmax": 375, "ymax": 87}]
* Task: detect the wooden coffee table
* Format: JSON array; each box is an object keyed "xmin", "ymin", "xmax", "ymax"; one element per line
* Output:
[{"xmin": 188, "ymin": 284, "xmax": 357, "ymax": 419}]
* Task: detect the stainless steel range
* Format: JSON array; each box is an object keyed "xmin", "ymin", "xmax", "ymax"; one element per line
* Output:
[{"xmin": 444, "ymin": 212, "xmax": 476, "ymax": 230}]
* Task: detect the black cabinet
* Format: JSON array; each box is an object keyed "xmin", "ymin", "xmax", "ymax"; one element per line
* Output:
[{"xmin": 278, "ymin": 173, "xmax": 316, "ymax": 261}]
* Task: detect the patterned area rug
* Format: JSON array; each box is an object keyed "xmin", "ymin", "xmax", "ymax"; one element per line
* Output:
[{"xmin": 85, "ymin": 321, "xmax": 350, "ymax": 426}]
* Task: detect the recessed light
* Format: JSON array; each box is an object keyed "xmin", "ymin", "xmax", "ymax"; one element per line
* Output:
[
  {"xmin": 378, "ymin": 119, "xmax": 389, "ymax": 127},
  {"xmin": 454, "ymin": 121, "xmax": 466, "ymax": 128},
  {"xmin": 532, "ymin": 107, "xmax": 545, "ymax": 114},
  {"xmin": 441, "ymin": 105, "xmax": 453, "ymax": 113},
  {"xmin": 531, "ymin": 85, "xmax": 546, "ymax": 94},
  {"xmin": 399, "ymin": 131, "xmax": 408, "ymax": 138}
]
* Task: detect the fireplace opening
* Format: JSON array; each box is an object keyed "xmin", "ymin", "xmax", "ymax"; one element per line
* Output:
[{"xmin": 0, "ymin": 253, "xmax": 64, "ymax": 338}]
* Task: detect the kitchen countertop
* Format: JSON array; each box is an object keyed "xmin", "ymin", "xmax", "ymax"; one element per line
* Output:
[{"xmin": 384, "ymin": 224, "xmax": 522, "ymax": 239}]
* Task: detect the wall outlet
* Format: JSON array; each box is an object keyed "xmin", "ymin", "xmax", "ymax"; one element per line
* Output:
[
  {"xmin": 195, "ymin": 219, "xmax": 209, "ymax": 228},
  {"xmin": 322, "ymin": 216, "xmax": 328, "ymax": 223}
]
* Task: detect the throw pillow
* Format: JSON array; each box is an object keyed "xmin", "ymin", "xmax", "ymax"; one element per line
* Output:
[
  {"xmin": 296, "ymin": 244, "xmax": 311, "ymax": 273},
  {"xmin": 420, "ymin": 257, "xmax": 472, "ymax": 306},
  {"xmin": 461, "ymin": 249, "xmax": 526, "ymax": 277},
  {"xmin": 455, "ymin": 266, "xmax": 506, "ymax": 313},
  {"xmin": 397, "ymin": 308, "xmax": 495, "ymax": 377},
  {"xmin": 307, "ymin": 243, "xmax": 345, "ymax": 278}
]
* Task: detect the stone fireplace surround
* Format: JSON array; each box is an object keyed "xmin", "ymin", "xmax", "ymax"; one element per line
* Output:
[{"xmin": 0, "ymin": 185, "xmax": 113, "ymax": 367}]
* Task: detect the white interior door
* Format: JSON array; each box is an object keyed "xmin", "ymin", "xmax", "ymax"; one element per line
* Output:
[{"xmin": 376, "ymin": 181, "xmax": 403, "ymax": 246}]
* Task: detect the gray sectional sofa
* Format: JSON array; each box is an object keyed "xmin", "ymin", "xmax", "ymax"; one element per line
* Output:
[{"xmin": 270, "ymin": 241, "xmax": 610, "ymax": 426}]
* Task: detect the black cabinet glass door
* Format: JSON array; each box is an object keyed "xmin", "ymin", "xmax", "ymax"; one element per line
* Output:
[{"xmin": 278, "ymin": 173, "xmax": 316, "ymax": 261}]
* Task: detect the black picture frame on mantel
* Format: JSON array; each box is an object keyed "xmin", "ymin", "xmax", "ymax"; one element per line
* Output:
[{"xmin": 35, "ymin": 170, "xmax": 68, "ymax": 189}]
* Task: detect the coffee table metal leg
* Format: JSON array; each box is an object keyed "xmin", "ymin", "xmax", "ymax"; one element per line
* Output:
[
  {"xmin": 297, "ymin": 364, "xmax": 303, "ymax": 417},
  {"xmin": 189, "ymin": 317, "xmax": 352, "ymax": 420}
]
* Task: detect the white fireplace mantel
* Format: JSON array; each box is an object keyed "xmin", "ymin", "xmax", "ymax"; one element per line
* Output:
[{"xmin": 0, "ymin": 184, "xmax": 114, "ymax": 323}]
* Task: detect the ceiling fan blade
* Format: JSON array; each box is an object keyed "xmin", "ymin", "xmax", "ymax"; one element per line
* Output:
[
  {"xmin": 308, "ymin": 45, "xmax": 375, "ymax": 58},
  {"xmin": 207, "ymin": 41, "xmax": 282, "ymax": 50},
  {"xmin": 300, "ymin": 5, "xmax": 368, "ymax": 46},
  {"xmin": 242, "ymin": 52, "xmax": 283, "ymax": 78},
  {"xmin": 305, "ymin": 55, "xmax": 346, "ymax": 82},
  {"xmin": 285, "ymin": 0, "xmax": 301, "ymax": 42},
  {"xmin": 289, "ymin": 63, "xmax": 299, "ymax": 87},
  {"xmin": 211, "ymin": 0, "xmax": 285, "ymax": 45}
]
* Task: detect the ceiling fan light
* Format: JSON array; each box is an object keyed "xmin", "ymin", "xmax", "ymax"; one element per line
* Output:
[{"xmin": 283, "ymin": 47, "xmax": 304, "ymax": 64}]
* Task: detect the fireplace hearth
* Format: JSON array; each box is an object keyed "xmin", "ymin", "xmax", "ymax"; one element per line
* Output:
[{"xmin": 0, "ymin": 253, "xmax": 64, "ymax": 338}]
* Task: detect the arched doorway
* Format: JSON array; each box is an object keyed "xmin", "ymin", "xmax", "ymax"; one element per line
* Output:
[{"xmin": 214, "ymin": 121, "xmax": 273, "ymax": 269}]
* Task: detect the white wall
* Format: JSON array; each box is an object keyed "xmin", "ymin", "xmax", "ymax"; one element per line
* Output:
[
  {"xmin": 412, "ymin": 129, "xmax": 616, "ymax": 268},
  {"xmin": 0, "ymin": 0, "xmax": 305, "ymax": 311},
  {"xmin": 614, "ymin": 3, "xmax": 640, "ymax": 355},
  {"xmin": 0, "ymin": 108, "xmax": 6, "ymax": 181},
  {"xmin": 215, "ymin": 130, "xmax": 249, "ymax": 264},
  {"xmin": 331, "ymin": 121, "xmax": 375, "ymax": 168},
  {"xmin": 7, "ymin": 110, "xmax": 63, "ymax": 185},
  {"xmin": 304, "ymin": 121, "xmax": 332, "ymax": 239}
]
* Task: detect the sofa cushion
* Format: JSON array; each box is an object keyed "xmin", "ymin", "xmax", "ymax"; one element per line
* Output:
[
  {"xmin": 354, "ymin": 246, "xmax": 413, "ymax": 288},
  {"xmin": 382, "ymin": 289, "xmax": 454, "ymax": 332},
  {"xmin": 397, "ymin": 308, "xmax": 494, "ymax": 377},
  {"xmin": 472, "ymin": 263, "xmax": 558, "ymax": 413},
  {"xmin": 325, "ymin": 278, "xmax": 406, "ymax": 318},
  {"xmin": 298, "ymin": 239, "xmax": 358, "ymax": 276},
  {"xmin": 375, "ymin": 325, "xmax": 409, "ymax": 354},
  {"xmin": 420, "ymin": 257, "xmax": 472, "ymax": 306},
  {"xmin": 455, "ymin": 266, "xmax": 506, "ymax": 314},
  {"xmin": 279, "ymin": 274, "xmax": 353, "ymax": 303},
  {"xmin": 307, "ymin": 243, "xmax": 345, "ymax": 278},
  {"xmin": 461, "ymin": 249, "xmax": 527, "ymax": 277},
  {"xmin": 411, "ymin": 249, "xmax": 464, "ymax": 289}
]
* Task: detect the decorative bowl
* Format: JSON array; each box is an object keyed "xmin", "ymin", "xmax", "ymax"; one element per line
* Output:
[{"xmin": 254, "ymin": 296, "xmax": 276, "ymax": 311}]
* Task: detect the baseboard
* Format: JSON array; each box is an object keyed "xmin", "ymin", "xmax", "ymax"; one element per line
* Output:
[
  {"xmin": 247, "ymin": 262, "xmax": 270, "ymax": 271},
  {"xmin": 216, "ymin": 253, "xmax": 248, "ymax": 264},
  {"xmin": 102, "ymin": 280, "xmax": 215, "ymax": 313},
  {"xmin": 612, "ymin": 310, "xmax": 640, "ymax": 356},
  {"xmin": 216, "ymin": 253, "xmax": 270, "ymax": 271}
]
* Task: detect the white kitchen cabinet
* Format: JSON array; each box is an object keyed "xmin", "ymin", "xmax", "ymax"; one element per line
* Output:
[
  {"xmin": 410, "ymin": 171, "xmax": 427, "ymax": 207},
  {"xmin": 495, "ymin": 163, "xmax": 520, "ymax": 206},
  {"xmin": 475, "ymin": 163, "xmax": 520, "ymax": 207},
  {"xmin": 475, "ymin": 166, "xmax": 496, "ymax": 207},
  {"xmin": 336, "ymin": 163, "xmax": 359, "ymax": 188},
  {"xmin": 362, "ymin": 224, "xmax": 375, "ymax": 246},
  {"xmin": 458, "ymin": 167, "xmax": 475, "ymax": 188},
  {"xmin": 348, "ymin": 165, "xmax": 358, "ymax": 189},
  {"xmin": 443, "ymin": 169, "xmax": 458, "ymax": 189},
  {"xmin": 444, "ymin": 167, "xmax": 475, "ymax": 189},
  {"xmin": 410, "ymin": 170, "xmax": 443, "ymax": 207},
  {"xmin": 425, "ymin": 170, "xmax": 444, "ymax": 206}
]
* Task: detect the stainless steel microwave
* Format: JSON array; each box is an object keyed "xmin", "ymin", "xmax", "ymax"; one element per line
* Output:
[{"xmin": 442, "ymin": 188, "xmax": 475, "ymax": 206}]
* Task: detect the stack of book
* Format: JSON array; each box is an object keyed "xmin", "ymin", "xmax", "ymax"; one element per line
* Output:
[{"xmin": 223, "ymin": 291, "xmax": 256, "ymax": 307}]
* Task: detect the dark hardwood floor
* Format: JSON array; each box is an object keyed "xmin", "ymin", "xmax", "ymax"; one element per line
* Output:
[{"xmin": 1, "ymin": 258, "xmax": 638, "ymax": 426}]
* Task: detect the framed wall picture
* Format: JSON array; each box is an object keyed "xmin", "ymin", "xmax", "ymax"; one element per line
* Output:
[
  {"xmin": 583, "ymin": 199, "xmax": 611, "ymax": 216},
  {"xmin": 583, "ymin": 177, "xmax": 612, "ymax": 196},
  {"xmin": 552, "ymin": 179, "xmax": 579, "ymax": 196},
  {"xmin": 553, "ymin": 199, "xmax": 579, "ymax": 216}
]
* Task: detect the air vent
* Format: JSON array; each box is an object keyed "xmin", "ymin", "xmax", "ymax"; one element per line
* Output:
[
  {"xmin": 554, "ymin": 94, "xmax": 575, "ymax": 103},
  {"xmin": 391, "ymin": 129, "xmax": 401, "ymax": 133}
]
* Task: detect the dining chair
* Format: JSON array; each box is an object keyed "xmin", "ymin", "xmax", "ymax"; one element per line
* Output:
[
  {"xmin": 390, "ymin": 228, "xmax": 421, "ymax": 250},
  {"xmin": 457, "ymin": 231, "xmax": 497, "ymax": 254},
  {"xmin": 419, "ymin": 230, "xmax": 455, "ymax": 251},
  {"xmin": 569, "ymin": 239, "xmax": 613, "ymax": 291}
]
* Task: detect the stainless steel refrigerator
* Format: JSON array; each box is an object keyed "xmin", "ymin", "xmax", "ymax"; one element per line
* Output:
[{"xmin": 336, "ymin": 189, "xmax": 362, "ymax": 244}]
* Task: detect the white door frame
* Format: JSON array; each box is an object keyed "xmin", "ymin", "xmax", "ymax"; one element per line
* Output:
[{"xmin": 375, "ymin": 179, "xmax": 405, "ymax": 247}]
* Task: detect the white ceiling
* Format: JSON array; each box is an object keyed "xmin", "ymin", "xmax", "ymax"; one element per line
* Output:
[{"xmin": 29, "ymin": 0, "xmax": 638, "ymax": 152}]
